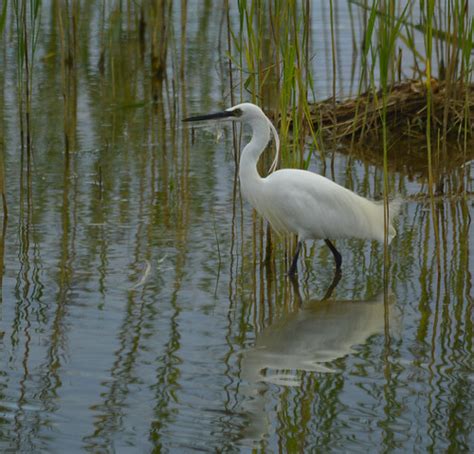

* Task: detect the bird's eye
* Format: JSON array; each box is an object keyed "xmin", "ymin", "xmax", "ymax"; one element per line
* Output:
[{"xmin": 232, "ymin": 108, "xmax": 243, "ymax": 117}]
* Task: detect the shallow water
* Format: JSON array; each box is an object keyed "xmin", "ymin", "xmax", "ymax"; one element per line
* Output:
[{"xmin": 0, "ymin": 2, "xmax": 473, "ymax": 452}]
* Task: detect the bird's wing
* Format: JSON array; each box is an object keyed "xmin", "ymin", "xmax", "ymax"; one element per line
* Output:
[{"xmin": 261, "ymin": 169, "xmax": 384, "ymax": 241}]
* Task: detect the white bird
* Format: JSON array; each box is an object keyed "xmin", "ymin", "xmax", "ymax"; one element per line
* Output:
[{"xmin": 184, "ymin": 103, "xmax": 401, "ymax": 276}]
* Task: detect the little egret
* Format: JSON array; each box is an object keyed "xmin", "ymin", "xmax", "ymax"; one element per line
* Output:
[{"xmin": 184, "ymin": 103, "xmax": 401, "ymax": 276}]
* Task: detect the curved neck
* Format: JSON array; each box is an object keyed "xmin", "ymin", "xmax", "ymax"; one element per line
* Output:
[
  {"xmin": 239, "ymin": 116, "xmax": 271, "ymax": 182},
  {"xmin": 238, "ymin": 116, "xmax": 272, "ymax": 208}
]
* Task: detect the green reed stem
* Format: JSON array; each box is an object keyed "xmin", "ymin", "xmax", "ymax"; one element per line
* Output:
[
  {"xmin": 351, "ymin": 0, "xmax": 378, "ymax": 143},
  {"xmin": 461, "ymin": 16, "xmax": 473, "ymax": 194},
  {"xmin": 0, "ymin": 0, "xmax": 7, "ymax": 35},
  {"xmin": 13, "ymin": 0, "xmax": 41, "ymax": 154},
  {"xmin": 376, "ymin": 0, "xmax": 407, "ymax": 288},
  {"xmin": 424, "ymin": 0, "xmax": 442, "ymax": 261}
]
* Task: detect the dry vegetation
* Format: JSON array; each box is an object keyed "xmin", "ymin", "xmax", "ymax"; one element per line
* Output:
[{"xmin": 307, "ymin": 79, "xmax": 474, "ymax": 140}]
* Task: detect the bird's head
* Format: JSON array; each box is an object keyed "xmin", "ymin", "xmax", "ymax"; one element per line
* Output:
[
  {"xmin": 183, "ymin": 102, "xmax": 280, "ymax": 173},
  {"xmin": 182, "ymin": 102, "xmax": 265, "ymax": 124}
]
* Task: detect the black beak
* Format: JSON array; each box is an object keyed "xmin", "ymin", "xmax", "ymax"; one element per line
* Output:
[{"xmin": 182, "ymin": 110, "xmax": 236, "ymax": 122}]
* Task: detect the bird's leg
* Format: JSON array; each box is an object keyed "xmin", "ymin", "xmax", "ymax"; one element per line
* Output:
[
  {"xmin": 324, "ymin": 239, "xmax": 342, "ymax": 271},
  {"xmin": 288, "ymin": 241, "xmax": 302, "ymax": 277},
  {"xmin": 322, "ymin": 268, "xmax": 342, "ymax": 300},
  {"xmin": 289, "ymin": 274, "xmax": 304, "ymax": 306}
]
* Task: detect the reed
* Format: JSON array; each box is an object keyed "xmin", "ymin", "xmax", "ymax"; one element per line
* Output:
[
  {"xmin": 229, "ymin": 0, "xmax": 318, "ymax": 168},
  {"xmin": 0, "ymin": 132, "xmax": 6, "ymax": 219},
  {"xmin": 13, "ymin": 0, "xmax": 41, "ymax": 153},
  {"xmin": 351, "ymin": 0, "xmax": 378, "ymax": 143},
  {"xmin": 0, "ymin": 0, "xmax": 7, "ymax": 35},
  {"xmin": 0, "ymin": 1, "xmax": 7, "ymax": 219},
  {"xmin": 57, "ymin": 0, "xmax": 78, "ymax": 153},
  {"xmin": 424, "ymin": 0, "xmax": 442, "ymax": 274},
  {"xmin": 149, "ymin": 0, "xmax": 172, "ymax": 102},
  {"xmin": 12, "ymin": 0, "xmax": 40, "ymax": 249},
  {"xmin": 349, "ymin": 0, "xmax": 473, "ymax": 141},
  {"xmin": 228, "ymin": 0, "xmax": 319, "ymax": 273},
  {"xmin": 460, "ymin": 9, "xmax": 473, "ymax": 195},
  {"xmin": 373, "ymin": 0, "xmax": 400, "ymax": 286}
]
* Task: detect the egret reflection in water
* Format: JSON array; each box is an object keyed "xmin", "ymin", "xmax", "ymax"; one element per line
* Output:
[
  {"xmin": 239, "ymin": 291, "xmax": 399, "ymax": 444},
  {"xmin": 241, "ymin": 291, "xmax": 397, "ymax": 384}
]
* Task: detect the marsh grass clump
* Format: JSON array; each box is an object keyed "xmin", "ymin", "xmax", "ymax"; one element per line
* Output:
[
  {"xmin": 306, "ymin": 78, "xmax": 474, "ymax": 140},
  {"xmin": 301, "ymin": 0, "xmax": 474, "ymax": 145}
]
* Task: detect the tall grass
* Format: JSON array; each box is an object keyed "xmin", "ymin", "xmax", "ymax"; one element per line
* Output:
[
  {"xmin": 227, "ymin": 0, "xmax": 321, "ymax": 273},
  {"xmin": 353, "ymin": 0, "xmax": 473, "ymax": 138},
  {"xmin": 350, "ymin": 2, "xmax": 378, "ymax": 143},
  {"xmin": 229, "ymin": 0, "xmax": 319, "ymax": 169}
]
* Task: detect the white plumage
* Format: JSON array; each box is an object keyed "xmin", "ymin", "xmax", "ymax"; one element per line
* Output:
[
  {"xmin": 184, "ymin": 102, "xmax": 401, "ymax": 275},
  {"xmin": 245, "ymin": 168, "xmax": 396, "ymax": 242}
]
